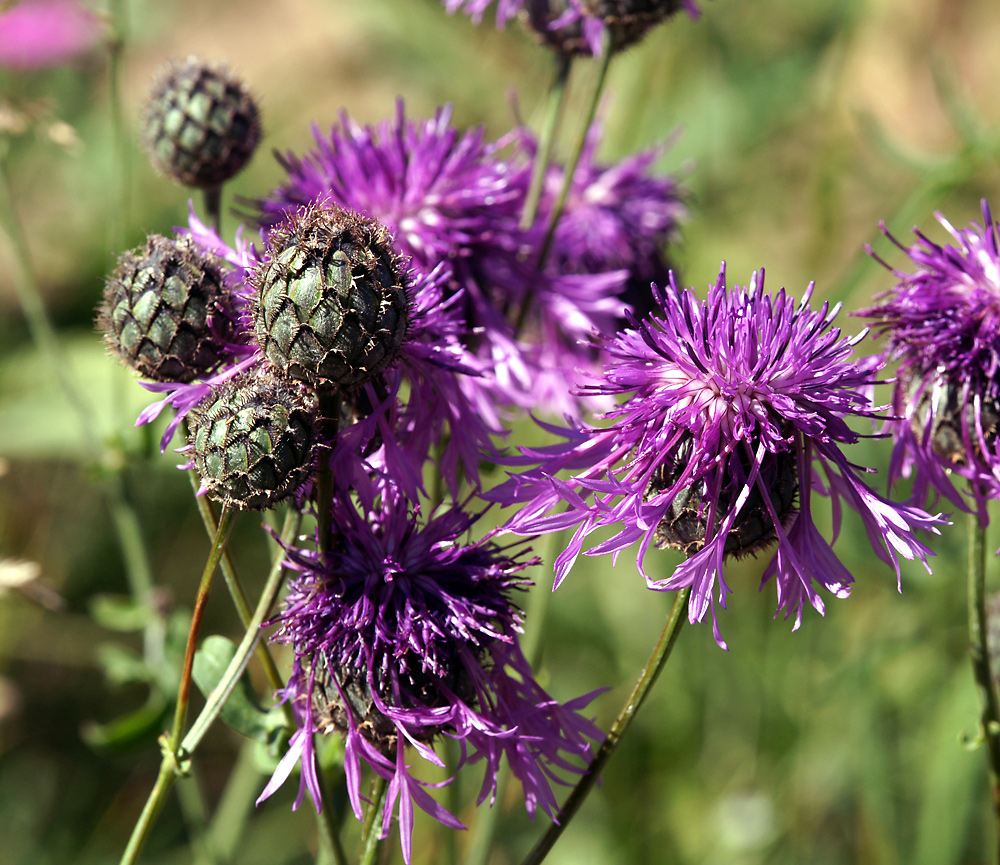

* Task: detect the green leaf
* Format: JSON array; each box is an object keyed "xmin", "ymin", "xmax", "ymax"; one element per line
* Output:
[
  {"xmin": 80, "ymin": 689, "xmax": 169, "ymax": 751},
  {"xmin": 192, "ymin": 634, "xmax": 288, "ymax": 744},
  {"xmin": 94, "ymin": 641, "xmax": 152, "ymax": 687},
  {"xmin": 89, "ymin": 593, "xmax": 152, "ymax": 632}
]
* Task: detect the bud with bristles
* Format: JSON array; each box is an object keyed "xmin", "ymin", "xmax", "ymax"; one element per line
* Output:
[
  {"xmin": 523, "ymin": 0, "xmax": 690, "ymax": 56},
  {"xmin": 251, "ymin": 203, "xmax": 410, "ymax": 389},
  {"xmin": 188, "ymin": 368, "xmax": 319, "ymax": 511},
  {"xmin": 98, "ymin": 235, "xmax": 235, "ymax": 382},
  {"xmin": 142, "ymin": 56, "xmax": 260, "ymax": 188}
]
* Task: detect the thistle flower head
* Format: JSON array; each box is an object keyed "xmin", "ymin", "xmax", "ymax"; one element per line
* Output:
[
  {"xmin": 98, "ymin": 234, "xmax": 236, "ymax": 383},
  {"xmin": 259, "ymin": 486, "xmax": 600, "ymax": 861},
  {"xmin": 142, "ymin": 56, "xmax": 260, "ymax": 189},
  {"xmin": 444, "ymin": 0, "xmax": 702, "ymax": 55},
  {"xmin": 860, "ymin": 200, "xmax": 1000, "ymax": 517},
  {"xmin": 251, "ymin": 202, "xmax": 410, "ymax": 389},
  {"xmin": 187, "ymin": 366, "xmax": 319, "ymax": 510},
  {"xmin": 490, "ymin": 265, "xmax": 945, "ymax": 646}
]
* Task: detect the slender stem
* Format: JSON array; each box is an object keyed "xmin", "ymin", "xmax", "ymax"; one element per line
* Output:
[
  {"xmin": 519, "ymin": 586, "xmax": 690, "ymax": 865},
  {"xmin": 107, "ymin": 0, "xmax": 131, "ymax": 252},
  {"xmin": 315, "ymin": 767, "xmax": 349, "ymax": 865},
  {"xmin": 182, "ymin": 508, "xmax": 300, "ymax": 753},
  {"xmin": 205, "ymin": 738, "xmax": 262, "ymax": 863},
  {"xmin": 0, "ymin": 146, "xmax": 163, "ymax": 660},
  {"xmin": 315, "ymin": 392, "xmax": 342, "ymax": 555},
  {"xmin": 534, "ymin": 29, "xmax": 614, "ymax": 274},
  {"xmin": 360, "ymin": 776, "xmax": 388, "ymax": 865},
  {"xmin": 967, "ymin": 512, "xmax": 1000, "ymax": 860},
  {"xmin": 169, "ymin": 505, "xmax": 236, "ymax": 754},
  {"xmin": 520, "ymin": 54, "xmax": 573, "ymax": 231},
  {"xmin": 118, "ymin": 509, "xmax": 301, "ymax": 865},
  {"xmin": 204, "ymin": 186, "xmax": 223, "ymax": 234},
  {"xmin": 185, "ymin": 462, "xmax": 290, "ymax": 713}
]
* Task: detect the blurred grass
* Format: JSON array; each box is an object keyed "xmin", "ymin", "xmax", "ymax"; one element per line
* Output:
[{"xmin": 3, "ymin": 0, "xmax": 1000, "ymax": 863}]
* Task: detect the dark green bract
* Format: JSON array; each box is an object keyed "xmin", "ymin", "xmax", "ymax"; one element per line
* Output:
[
  {"xmin": 252, "ymin": 203, "xmax": 410, "ymax": 388},
  {"xmin": 99, "ymin": 235, "xmax": 233, "ymax": 382},
  {"xmin": 189, "ymin": 370, "xmax": 318, "ymax": 510},
  {"xmin": 142, "ymin": 56, "xmax": 260, "ymax": 188}
]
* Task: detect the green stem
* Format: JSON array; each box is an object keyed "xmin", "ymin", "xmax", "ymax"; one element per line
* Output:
[
  {"xmin": 182, "ymin": 508, "xmax": 300, "ymax": 754},
  {"xmin": 315, "ymin": 767, "xmax": 349, "ymax": 865},
  {"xmin": 518, "ymin": 586, "xmax": 690, "ymax": 865},
  {"xmin": 168, "ymin": 505, "xmax": 236, "ymax": 753},
  {"xmin": 534, "ymin": 29, "xmax": 614, "ymax": 274},
  {"xmin": 967, "ymin": 512, "xmax": 1000, "ymax": 860},
  {"xmin": 107, "ymin": 0, "xmax": 131, "ymax": 252},
  {"xmin": 205, "ymin": 738, "xmax": 262, "ymax": 863},
  {"xmin": 315, "ymin": 392, "xmax": 342, "ymax": 554},
  {"xmin": 0, "ymin": 146, "xmax": 163, "ymax": 660},
  {"xmin": 204, "ymin": 185, "xmax": 223, "ymax": 235},
  {"xmin": 360, "ymin": 776, "xmax": 388, "ymax": 865},
  {"xmin": 118, "ymin": 509, "xmax": 301, "ymax": 865},
  {"xmin": 185, "ymin": 463, "xmax": 291, "ymax": 725},
  {"xmin": 519, "ymin": 54, "xmax": 573, "ymax": 231}
]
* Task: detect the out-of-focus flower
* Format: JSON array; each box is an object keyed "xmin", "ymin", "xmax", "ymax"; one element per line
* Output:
[
  {"xmin": 142, "ymin": 56, "xmax": 261, "ymax": 189},
  {"xmin": 0, "ymin": 0, "xmax": 103, "ymax": 71},
  {"xmin": 860, "ymin": 201, "xmax": 1000, "ymax": 521},
  {"xmin": 444, "ymin": 0, "xmax": 702, "ymax": 56},
  {"xmin": 258, "ymin": 483, "xmax": 601, "ymax": 863},
  {"xmin": 488, "ymin": 265, "xmax": 945, "ymax": 647}
]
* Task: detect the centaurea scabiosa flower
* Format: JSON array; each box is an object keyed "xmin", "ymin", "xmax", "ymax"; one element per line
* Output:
[
  {"xmin": 488, "ymin": 264, "xmax": 945, "ymax": 647},
  {"xmin": 258, "ymin": 482, "xmax": 601, "ymax": 862},
  {"xmin": 253, "ymin": 101, "xmax": 632, "ymax": 421},
  {"xmin": 444, "ymin": 0, "xmax": 702, "ymax": 56},
  {"xmin": 527, "ymin": 121, "xmax": 685, "ymax": 318},
  {"xmin": 860, "ymin": 201, "xmax": 1000, "ymax": 521}
]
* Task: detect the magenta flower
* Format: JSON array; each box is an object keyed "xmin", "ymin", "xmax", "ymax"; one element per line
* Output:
[
  {"xmin": 488, "ymin": 265, "xmax": 945, "ymax": 647},
  {"xmin": 258, "ymin": 482, "xmax": 601, "ymax": 862},
  {"xmin": 0, "ymin": 0, "xmax": 103, "ymax": 71},
  {"xmin": 860, "ymin": 200, "xmax": 1000, "ymax": 520}
]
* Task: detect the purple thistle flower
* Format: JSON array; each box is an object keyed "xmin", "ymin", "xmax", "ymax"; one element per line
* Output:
[
  {"xmin": 254, "ymin": 101, "xmax": 636, "ymax": 421},
  {"xmin": 0, "ymin": 0, "xmax": 103, "ymax": 71},
  {"xmin": 859, "ymin": 200, "xmax": 1000, "ymax": 520},
  {"xmin": 257, "ymin": 102, "xmax": 525, "ymax": 274},
  {"xmin": 487, "ymin": 265, "xmax": 945, "ymax": 647},
  {"xmin": 258, "ymin": 483, "xmax": 601, "ymax": 862},
  {"xmin": 443, "ymin": 0, "xmax": 702, "ymax": 56},
  {"xmin": 528, "ymin": 121, "xmax": 685, "ymax": 319}
]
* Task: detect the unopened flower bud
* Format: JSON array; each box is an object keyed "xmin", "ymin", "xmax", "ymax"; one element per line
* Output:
[
  {"xmin": 188, "ymin": 368, "xmax": 318, "ymax": 510},
  {"xmin": 523, "ymin": 0, "xmax": 688, "ymax": 56},
  {"xmin": 142, "ymin": 56, "xmax": 260, "ymax": 188},
  {"xmin": 251, "ymin": 203, "xmax": 410, "ymax": 388},
  {"xmin": 98, "ymin": 235, "xmax": 234, "ymax": 382}
]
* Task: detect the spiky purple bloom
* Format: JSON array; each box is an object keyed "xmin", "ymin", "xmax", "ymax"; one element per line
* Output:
[
  {"xmin": 859, "ymin": 201, "xmax": 1000, "ymax": 520},
  {"xmin": 443, "ymin": 0, "xmax": 702, "ymax": 56},
  {"xmin": 254, "ymin": 102, "xmax": 636, "ymax": 421},
  {"xmin": 488, "ymin": 265, "xmax": 945, "ymax": 647},
  {"xmin": 258, "ymin": 484, "xmax": 601, "ymax": 862}
]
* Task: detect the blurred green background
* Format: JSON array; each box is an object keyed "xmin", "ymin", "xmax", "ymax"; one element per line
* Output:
[{"xmin": 3, "ymin": 0, "xmax": 1000, "ymax": 863}]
